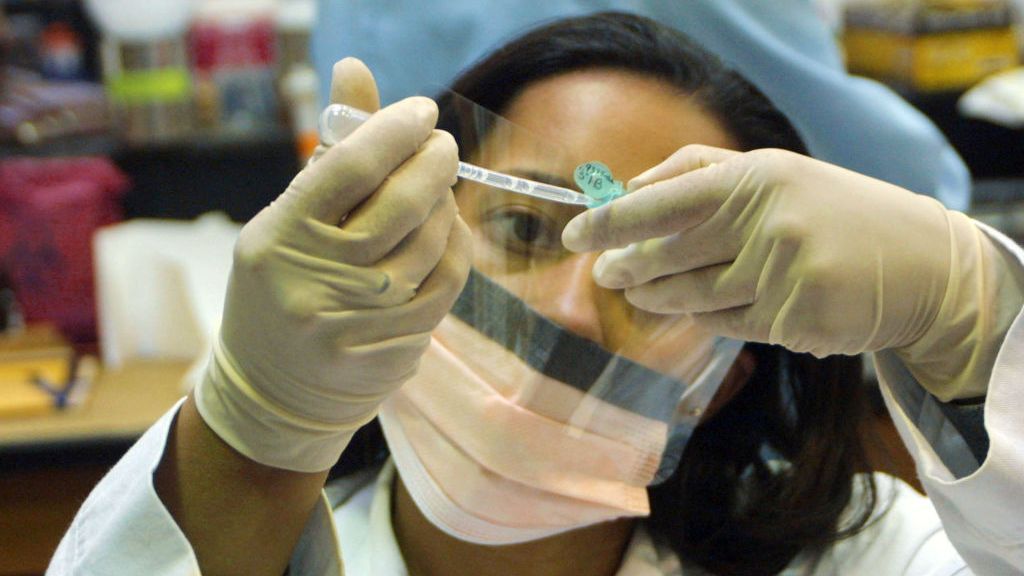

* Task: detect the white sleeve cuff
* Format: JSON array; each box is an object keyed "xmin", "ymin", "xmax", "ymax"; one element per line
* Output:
[
  {"xmin": 47, "ymin": 398, "xmax": 345, "ymax": 575},
  {"xmin": 874, "ymin": 220, "xmax": 1024, "ymax": 572}
]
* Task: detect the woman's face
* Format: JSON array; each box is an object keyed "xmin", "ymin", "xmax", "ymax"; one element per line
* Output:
[{"xmin": 455, "ymin": 68, "xmax": 739, "ymax": 378}]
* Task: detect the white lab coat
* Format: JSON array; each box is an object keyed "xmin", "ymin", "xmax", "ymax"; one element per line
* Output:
[
  {"xmin": 45, "ymin": 404, "xmax": 967, "ymax": 576},
  {"xmin": 328, "ymin": 461, "xmax": 966, "ymax": 575},
  {"xmin": 47, "ymin": 223, "xmax": 1024, "ymax": 575}
]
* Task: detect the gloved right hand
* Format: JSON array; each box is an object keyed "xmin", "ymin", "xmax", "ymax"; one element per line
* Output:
[{"xmin": 195, "ymin": 58, "xmax": 472, "ymax": 472}]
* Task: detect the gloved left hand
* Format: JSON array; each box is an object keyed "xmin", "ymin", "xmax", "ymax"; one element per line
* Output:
[{"xmin": 562, "ymin": 146, "xmax": 1022, "ymax": 401}]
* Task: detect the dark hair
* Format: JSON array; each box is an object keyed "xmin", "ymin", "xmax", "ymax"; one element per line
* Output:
[
  {"xmin": 437, "ymin": 12, "xmax": 807, "ymax": 155},
  {"xmin": 333, "ymin": 12, "xmax": 878, "ymax": 575}
]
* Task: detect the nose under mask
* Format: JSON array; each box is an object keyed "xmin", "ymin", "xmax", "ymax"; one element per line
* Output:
[{"xmin": 379, "ymin": 269, "xmax": 743, "ymax": 545}]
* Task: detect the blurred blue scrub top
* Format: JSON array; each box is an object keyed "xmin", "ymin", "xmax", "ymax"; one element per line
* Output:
[{"xmin": 312, "ymin": 0, "xmax": 970, "ymax": 210}]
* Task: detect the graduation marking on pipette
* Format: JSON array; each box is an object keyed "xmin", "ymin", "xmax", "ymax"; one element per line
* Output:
[{"xmin": 318, "ymin": 103, "xmax": 617, "ymax": 208}]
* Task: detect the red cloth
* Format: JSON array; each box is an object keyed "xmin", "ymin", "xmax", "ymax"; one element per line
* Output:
[{"xmin": 0, "ymin": 157, "xmax": 128, "ymax": 343}]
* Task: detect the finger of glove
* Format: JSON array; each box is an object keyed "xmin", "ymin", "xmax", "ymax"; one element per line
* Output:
[
  {"xmin": 316, "ymin": 215, "xmax": 473, "ymax": 344},
  {"xmin": 331, "ymin": 57, "xmax": 380, "ymax": 113},
  {"xmin": 290, "ymin": 331, "xmax": 434, "ymax": 423},
  {"xmin": 248, "ymin": 237, "xmax": 393, "ymax": 303},
  {"xmin": 370, "ymin": 190, "xmax": 459, "ymax": 307},
  {"xmin": 391, "ymin": 215, "xmax": 473, "ymax": 331},
  {"xmin": 289, "ymin": 96, "xmax": 439, "ymax": 225},
  {"xmin": 693, "ymin": 303, "xmax": 831, "ymax": 357},
  {"xmin": 627, "ymin": 144, "xmax": 740, "ymax": 192},
  {"xmin": 280, "ymin": 192, "xmax": 456, "ymax": 307},
  {"xmin": 623, "ymin": 262, "xmax": 755, "ymax": 314},
  {"xmin": 307, "ymin": 58, "xmax": 382, "ymax": 166},
  {"xmin": 311, "ymin": 190, "xmax": 458, "ymax": 308},
  {"xmin": 673, "ymin": 228, "xmax": 804, "ymax": 347},
  {"xmin": 592, "ymin": 219, "xmax": 742, "ymax": 289},
  {"xmin": 335, "ymin": 130, "xmax": 459, "ymax": 266},
  {"xmin": 632, "ymin": 220, "xmax": 806, "ymax": 316},
  {"xmin": 690, "ymin": 307, "xmax": 767, "ymax": 344},
  {"xmin": 260, "ymin": 217, "xmax": 471, "ymax": 404},
  {"xmin": 330, "ymin": 332, "xmax": 434, "ymax": 392},
  {"xmin": 562, "ymin": 150, "xmax": 743, "ymax": 253},
  {"xmin": 683, "ymin": 262, "xmax": 791, "ymax": 345}
]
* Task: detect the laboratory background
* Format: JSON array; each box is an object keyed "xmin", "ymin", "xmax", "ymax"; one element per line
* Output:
[{"xmin": 0, "ymin": 0, "xmax": 1022, "ymax": 574}]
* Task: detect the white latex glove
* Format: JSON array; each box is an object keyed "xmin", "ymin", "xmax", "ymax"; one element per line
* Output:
[
  {"xmin": 562, "ymin": 146, "xmax": 1022, "ymax": 401},
  {"xmin": 195, "ymin": 58, "xmax": 472, "ymax": 472}
]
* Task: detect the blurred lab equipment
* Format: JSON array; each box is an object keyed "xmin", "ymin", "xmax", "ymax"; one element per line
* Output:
[
  {"xmin": 0, "ymin": 7, "xmax": 109, "ymax": 147},
  {"xmin": 276, "ymin": 0, "xmax": 316, "ymax": 71},
  {"xmin": 278, "ymin": 0, "xmax": 319, "ymax": 161},
  {"xmin": 84, "ymin": 0, "xmax": 195, "ymax": 43},
  {"xmin": 0, "ymin": 323, "xmax": 72, "ymax": 418},
  {"xmin": 99, "ymin": 38, "xmax": 193, "ymax": 143},
  {"xmin": 959, "ymin": 67, "xmax": 1024, "ymax": 126},
  {"xmin": 2, "ymin": 9, "xmax": 42, "ymax": 73},
  {"xmin": 843, "ymin": 0, "xmax": 1020, "ymax": 93},
  {"xmin": 93, "ymin": 213, "xmax": 238, "ymax": 372},
  {"xmin": 189, "ymin": 1, "xmax": 279, "ymax": 135},
  {"xmin": 0, "ymin": 67, "xmax": 110, "ymax": 146},
  {"xmin": 0, "ymin": 157, "xmax": 128, "ymax": 344},
  {"xmin": 0, "ymin": 267, "xmax": 24, "ymax": 334},
  {"xmin": 84, "ymin": 0, "xmax": 196, "ymax": 143},
  {"xmin": 282, "ymin": 62, "xmax": 319, "ymax": 161},
  {"xmin": 0, "ymin": 322, "xmax": 94, "ymax": 419},
  {"xmin": 39, "ymin": 21, "xmax": 86, "ymax": 81}
]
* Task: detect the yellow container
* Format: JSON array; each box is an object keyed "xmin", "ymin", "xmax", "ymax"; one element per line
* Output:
[{"xmin": 843, "ymin": 0, "xmax": 1020, "ymax": 92}]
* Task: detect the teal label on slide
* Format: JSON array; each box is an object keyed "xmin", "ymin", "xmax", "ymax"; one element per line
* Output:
[{"xmin": 574, "ymin": 161, "xmax": 625, "ymax": 207}]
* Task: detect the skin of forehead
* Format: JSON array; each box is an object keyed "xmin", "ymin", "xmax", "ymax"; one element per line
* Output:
[{"xmin": 492, "ymin": 67, "xmax": 739, "ymax": 184}]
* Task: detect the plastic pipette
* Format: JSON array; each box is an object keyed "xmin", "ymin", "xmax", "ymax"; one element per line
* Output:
[{"xmin": 318, "ymin": 103, "xmax": 594, "ymax": 207}]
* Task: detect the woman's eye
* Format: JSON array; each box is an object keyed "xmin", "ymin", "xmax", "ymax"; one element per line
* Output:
[
  {"xmin": 512, "ymin": 213, "xmax": 542, "ymax": 243},
  {"xmin": 484, "ymin": 208, "xmax": 563, "ymax": 256}
]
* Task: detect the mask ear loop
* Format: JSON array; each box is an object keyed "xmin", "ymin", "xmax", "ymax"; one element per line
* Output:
[
  {"xmin": 564, "ymin": 334, "xmax": 743, "ymax": 441},
  {"xmin": 647, "ymin": 337, "xmax": 745, "ymax": 485},
  {"xmin": 673, "ymin": 338, "xmax": 745, "ymax": 425}
]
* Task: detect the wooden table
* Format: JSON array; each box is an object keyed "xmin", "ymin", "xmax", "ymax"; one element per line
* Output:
[{"xmin": 0, "ymin": 360, "xmax": 189, "ymax": 576}]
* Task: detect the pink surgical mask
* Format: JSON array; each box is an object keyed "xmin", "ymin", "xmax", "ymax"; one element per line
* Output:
[{"xmin": 379, "ymin": 270, "xmax": 742, "ymax": 545}]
